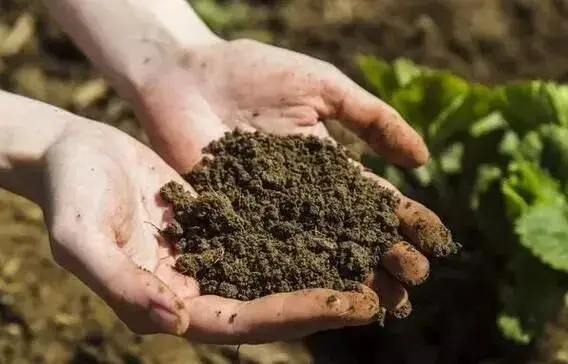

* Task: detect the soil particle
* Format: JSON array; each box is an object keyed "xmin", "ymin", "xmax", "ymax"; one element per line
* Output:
[
  {"xmin": 160, "ymin": 131, "xmax": 405, "ymax": 301},
  {"xmin": 414, "ymin": 220, "xmax": 460, "ymax": 257},
  {"xmin": 374, "ymin": 307, "xmax": 387, "ymax": 326},
  {"xmin": 326, "ymin": 295, "xmax": 340, "ymax": 307},
  {"xmin": 391, "ymin": 301, "xmax": 413, "ymax": 320},
  {"xmin": 228, "ymin": 313, "xmax": 238, "ymax": 324}
]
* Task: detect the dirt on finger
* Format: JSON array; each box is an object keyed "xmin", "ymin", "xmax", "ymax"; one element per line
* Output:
[{"xmin": 397, "ymin": 198, "xmax": 461, "ymax": 257}]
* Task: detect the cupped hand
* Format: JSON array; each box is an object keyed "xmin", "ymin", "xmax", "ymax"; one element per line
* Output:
[
  {"xmin": 42, "ymin": 121, "xmax": 387, "ymax": 345},
  {"xmin": 135, "ymin": 39, "xmax": 454, "ymax": 322}
]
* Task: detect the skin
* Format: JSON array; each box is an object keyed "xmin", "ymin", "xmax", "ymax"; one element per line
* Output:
[
  {"xmin": 0, "ymin": 0, "xmax": 453, "ymax": 344},
  {"xmin": 134, "ymin": 38, "xmax": 444, "ymax": 318}
]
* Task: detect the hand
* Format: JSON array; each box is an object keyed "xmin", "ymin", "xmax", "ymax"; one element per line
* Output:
[
  {"xmin": 136, "ymin": 39, "xmax": 429, "ymax": 172},
  {"xmin": 42, "ymin": 121, "xmax": 388, "ymax": 345},
  {"xmin": 134, "ymin": 38, "xmax": 454, "ymax": 320}
]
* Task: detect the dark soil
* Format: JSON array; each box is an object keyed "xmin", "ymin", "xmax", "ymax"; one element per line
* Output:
[
  {"xmin": 160, "ymin": 131, "xmax": 403, "ymax": 300},
  {"xmin": 236, "ymin": 0, "xmax": 568, "ymax": 86}
]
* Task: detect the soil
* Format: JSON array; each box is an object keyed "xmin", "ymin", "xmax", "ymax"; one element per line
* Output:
[
  {"xmin": 234, "ymin": 0, "xmax": 568, "ymax": 86},
  {"xmin": 2, "ymin": 0, "xmax": 568, "ymax": 363},
  {"xmin": 160, "ymin": 131, "xmax": 403, "ymax": 301}
]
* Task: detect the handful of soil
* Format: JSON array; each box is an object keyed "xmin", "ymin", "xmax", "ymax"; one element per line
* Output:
[{"xmin": 159, "ymin": 131, "xmax": 453, "ymax": 301}]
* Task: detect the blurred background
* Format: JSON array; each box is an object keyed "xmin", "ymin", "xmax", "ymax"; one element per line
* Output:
[{"xmin": 2, "ymin": 0, "xmax": 568, "ymax": 363}]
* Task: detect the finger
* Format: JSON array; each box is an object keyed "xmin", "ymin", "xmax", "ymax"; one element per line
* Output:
[
  {"xmin": 182, "ymin": 286, "xmax": 381, "ymax": 345},
  {"xmin": 362, "ymin": 171, "xmax": 459, "ymax": 257},
  {"xmin": 154, "ymin": 261, "xmax": 200, "ymax": 299},
  {"xmin": 382, "ymin": 241, "xmax": 430, "ymax": 286},
  {"xmin": 43, "ymin": 139, "xmax": 191, "ymax": 336},
  {"xmin": 396, "ymin": 197, "xmax": 459, "ymax": 258},
  {"xmin": 49, "ymin": 226, "xmax": 189, "ymax": 336},
  {"xmin": 366, "ymin": 269, "xmax": 412, "ymax": 319},
  {"xmin": 322, "ymin": 69, "xmax": 429, "ymax": 167}
]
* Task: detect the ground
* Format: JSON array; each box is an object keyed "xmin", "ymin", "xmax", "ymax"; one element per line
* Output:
[{"xmin": 1, "ymin": 0, "xmax": 568, "ymax": 363}]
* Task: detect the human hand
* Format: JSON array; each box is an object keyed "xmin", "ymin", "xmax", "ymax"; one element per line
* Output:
[
  {"xmin": 134, "ymin": 39, "xmax": 455, "ymax": 320},
  {"xmin": 41, "ymin": 120, "xmax": 391, "ymax": 345}
]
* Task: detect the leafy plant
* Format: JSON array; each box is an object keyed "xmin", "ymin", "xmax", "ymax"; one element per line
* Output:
[
  {"xmin": 191, "ymin": 0, "xmax": 250, "ymax": 32},
  {"xmin": 190, "ymin": 0, "xmax": 274, "ymax": 43},
  {"xmin": 356, "ymin": 56, "xmax": 568, "ymax": 346}
]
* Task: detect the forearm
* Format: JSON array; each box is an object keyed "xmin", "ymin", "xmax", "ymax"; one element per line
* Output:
[
  {"xmin": 0, "ymin": 91, "xmax": 69, "ymax": 205},
  {"xmin": 43, "ymin": 0, "xmax": 221, "ymax": 100}
]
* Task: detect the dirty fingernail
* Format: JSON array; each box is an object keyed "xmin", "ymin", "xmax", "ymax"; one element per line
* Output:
[{"xmin": 391, "ymin": 299, "xmax": 412, "ymax": 319}]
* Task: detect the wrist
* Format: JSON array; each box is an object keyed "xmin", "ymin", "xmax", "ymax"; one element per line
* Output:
[
  {"xmin": 126, "ymin": 34, "xmax": 225, "ymax": 103},
  {"xmin": 45, "ymin": 0, "xmax": 225, "ymax": 103},
  {"xmin": 0, "ymin": 91, "xmax": 70, "ymax": 205}
]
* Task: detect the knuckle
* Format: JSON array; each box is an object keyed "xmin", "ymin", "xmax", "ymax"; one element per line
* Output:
[
  {"xmin": 48, "ymin": 220, "xmax": 75, "ymax": 246},
  {"xmin": 232, "ymin": 38, "xmax": 261, "ymax": 48},
  {"xmin": 49, "ymin": 246, "xmax": 66, "ymax": 266},
  {"xmin": 322, "ymin": 61, "xmax": 340, "ymax": 75}
]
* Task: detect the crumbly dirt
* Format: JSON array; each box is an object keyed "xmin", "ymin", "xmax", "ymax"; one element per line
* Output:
[{"xmin": 160, "ymin": 131, "xmax": 402, "ymax": 300}]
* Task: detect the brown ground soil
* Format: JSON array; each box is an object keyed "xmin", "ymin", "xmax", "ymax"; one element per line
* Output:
[
  {"xmin": 162, "ymin": 132, "xmax": 403, "ymax": 301},
  {"xmin": 2, "ymin": 0, "xmax": 568, "ymax": 363}
]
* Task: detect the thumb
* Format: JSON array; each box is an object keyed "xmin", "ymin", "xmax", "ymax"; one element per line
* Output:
[
  {"xmin": 322, "ymin": 68, "xmax": 429, "ymax": 167},
  {"xmin": 49, "ymin": 227, "xmax": 189, "ymax": 335}
]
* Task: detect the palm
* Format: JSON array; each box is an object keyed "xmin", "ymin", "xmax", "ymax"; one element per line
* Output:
[
  {"xmin": 43, "ymin": 121, "xmax": 385, "ymax": 344},
  {"xmin": 44, "ymin": 122, "xmax": 197, "ymax": 334}
]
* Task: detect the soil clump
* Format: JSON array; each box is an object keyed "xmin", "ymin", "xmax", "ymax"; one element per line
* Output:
[{"xmin": 160, "ymin": 131, "xmax": 409, "ymax": 301}]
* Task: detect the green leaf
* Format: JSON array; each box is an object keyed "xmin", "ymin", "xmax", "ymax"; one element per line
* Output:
[
  {"xmin": 439, "ymin": 143, "xmax": 464, "ymax": 174},
  {"xmin": 498, "ymin": 251, "xmax": 566, "ymax": 345},
  {"xmin": 392, "ymin": 58, "xmax": 423, "ymax": 87},
  {"xmin": 502, "ymin": 182, "xmax": 530, "ymax": 218},
  {"xmin": 387, "ymin": 72, "xmax": 471, "ymax": 141},
  {"xmin": 502, "ymin": 161, "xmax": 564, "ymax": 209},
  {"xmin": 355, "ymin": 55, "xmax": 398, "ymax": 99},
  {"xmin": 428, "ymin": 83, "xmax": 493, "ymax": 150},
  {"xmin": 382, "ymin": 165, "xmax": 406, "ymax": 189},
  {"xmin": 497, "ymin": 314, "xmax": 531, "ymax": 344},
  {"xmin": 357, "ymin": 57, "xmax": 492, "ymax": 148},
  {"xmin": 388, "ymin": 78, "xmax": 429, "ymax": 134},
  {"xmin": 411, "ymin": 164, "xmax": 433, "ymax": 186},
  {"xmin": 539, "ymin": 125, "xmax": 568, "ymax": 184},
  {"xmin": 544, "ymin": 83, "xmax": 568, "ymax": 126},
  {"xmin": 516, "ymin": 203, "xmax": 568, "ymax": 272},
  {"xmin": 498, "ymin": 130, "xmax": 521, "ymax": 159},
  {"xmin": 471, "ymin": 165, "xmax": 502, "ymax": 210},
  {"xmin": 495, "ymin": 81, "xmax": 561, "ymax": 134},
  {"xmin": 517, "ymin": 131, "xmax": 544, "ymax": 162},
  {"xmin": 470, "ymin": 112, "xmax": 507, "ymax": 138},
  {"xmin": 192, "ymin": 0, "xmax": 250, "ymax": 32}
]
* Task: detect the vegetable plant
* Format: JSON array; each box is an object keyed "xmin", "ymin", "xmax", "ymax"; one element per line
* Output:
[{"xmin": 356, "ymin": 56, "xmax": 568, "ymax": 346}]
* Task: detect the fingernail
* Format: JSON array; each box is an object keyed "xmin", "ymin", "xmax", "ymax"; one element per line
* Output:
[{"xmin": 149, "ymin": 305, "xmax": 181, "ymax": 334}]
